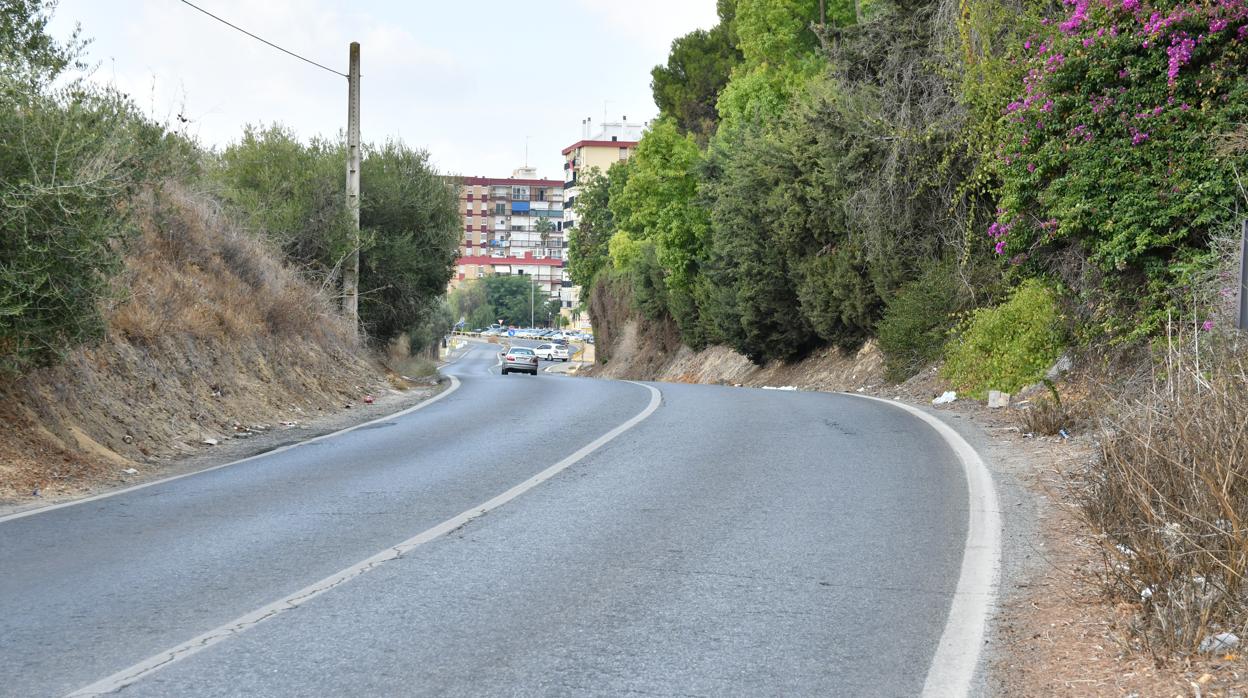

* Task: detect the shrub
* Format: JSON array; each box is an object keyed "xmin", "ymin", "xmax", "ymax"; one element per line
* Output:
[
  {"xmin": 0, "ymin": 80, "xmax": 154, "ymax": 374},
  {"xmin": 941, "ymin": 279, "xmax": 1064, "ymax": 398},
  {"xmin": 1, "ymin": 2, "xmax": 194, "ymax": 374},
  {"xmin": 1015, "ymin": 388, "xmax": 1079, "ymax": 436},
  {"xmin": 877, "ymin": 259, "xmax": 967, "ymax": 382},
  {"xmin": 989, "ymin": 0, "xmax": 1248, "ymax": 334}
]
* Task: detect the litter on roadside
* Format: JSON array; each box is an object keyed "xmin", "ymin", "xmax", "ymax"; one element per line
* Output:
[{"xmin": 932, "ymin": 391, "xmax": 957, "ymax": 405}]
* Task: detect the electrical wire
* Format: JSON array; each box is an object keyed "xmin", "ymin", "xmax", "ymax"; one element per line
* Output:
[{"xmin": 177, "ymin": 0, "xmax": 347, "ymax": 78}]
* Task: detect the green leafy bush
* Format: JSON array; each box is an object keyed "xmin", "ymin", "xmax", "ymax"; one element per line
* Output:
[
  {"xmin": 1, "ymin": 2, "xmax": 169, "ymax": 374},
  {"xmin": 989, "ymin": 1, "xmax": 1248, "ymax": 334},
  {"xmin": 877, "ymin": 260, "xmax": 967, "ymax": 383},
  {"xmin": 941, "ymin": 279, "xmax": 1064, "ymax": 398},
  {"xmin": 216, "ymin": 133, "xmax": 460, "ymax": 346},
  {"xmin": 213, "ymin": 124, "xmax": 352, "ymax": 274}
]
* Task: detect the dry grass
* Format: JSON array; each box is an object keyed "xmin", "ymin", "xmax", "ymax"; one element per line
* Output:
[
  {"xmin": 381, "ymin": 333, "xmax": 437, "ymax": 380},
  {"xmin": 1017, "ymin": 388, "xmax": 1081, "ymax": 436},
  {"xmin": 1078, "ymin": 328, "xmax": 1248, "ymax": 655},
  {"xmin": 111, "ymin": 185, "xmax": 354, "ymax": 351},
  {"xmin": 0, "ymin": 182, "xmax": 387, "ymax": 500}
]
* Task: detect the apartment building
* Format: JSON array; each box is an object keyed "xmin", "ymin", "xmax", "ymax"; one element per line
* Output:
[{"xmin": 451, "ymin": 167, "xmax": 568, "ymax": 303}]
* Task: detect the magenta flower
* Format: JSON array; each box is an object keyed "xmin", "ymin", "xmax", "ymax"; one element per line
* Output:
[
  {"xmin": 1167, "ymin": 35, "xmax": 1196, "ymax": 86},
  {"xmin": 1060, "ymin": 0, "xmax": 1090, "ymax": 34}
]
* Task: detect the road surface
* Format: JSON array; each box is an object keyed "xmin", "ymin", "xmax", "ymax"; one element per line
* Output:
[{"xmin": 0, "ymin": 342, "xmax": 980, "ymax": 697}]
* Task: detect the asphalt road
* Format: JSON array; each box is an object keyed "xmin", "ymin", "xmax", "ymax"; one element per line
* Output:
[{"xmin": 0, "ymin": 342, "xmax": 972, "ymax": 697}]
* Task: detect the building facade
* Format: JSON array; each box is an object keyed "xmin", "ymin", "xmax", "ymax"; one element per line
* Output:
[{"xmin": 450, "ymin": 167, "xmax": 569, "ymax": 310}]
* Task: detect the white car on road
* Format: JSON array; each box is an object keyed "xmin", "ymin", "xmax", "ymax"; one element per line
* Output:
[{"xmin": 533, "ymin": 343, "xmax": 570, "ymax": 362}]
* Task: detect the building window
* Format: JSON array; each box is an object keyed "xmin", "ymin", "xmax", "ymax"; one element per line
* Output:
[{"xmin": 620, "ymin": 147, "xmax": 628, "ymax": 159}]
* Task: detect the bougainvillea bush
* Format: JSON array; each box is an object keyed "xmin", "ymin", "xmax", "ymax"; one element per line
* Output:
[{"xmin": 991, "ymin": 0, "xmax": 1248, "ymax": 333}]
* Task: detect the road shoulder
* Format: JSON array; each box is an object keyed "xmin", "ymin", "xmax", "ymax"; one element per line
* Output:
[{"xmin": 0, "ymin": 377, "xmax": 451, "ymax": 520}]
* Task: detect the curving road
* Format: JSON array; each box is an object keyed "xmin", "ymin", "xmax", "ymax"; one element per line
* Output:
[{"xmin": 0, "ymin": 342, "xmax": 983, "ymax": 697}]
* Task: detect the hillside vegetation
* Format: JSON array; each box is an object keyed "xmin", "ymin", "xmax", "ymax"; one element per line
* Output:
[
  {"xmin": 575, "ymin": 0, "xmax": 1246, "ymax": 373},
  {"xmin": 0, "ymin": 2, "xmax": 461, "ymax": 497},
  {"xmin": 573, "ymin": 0, "xmax": 1248, "ymax": 655}
]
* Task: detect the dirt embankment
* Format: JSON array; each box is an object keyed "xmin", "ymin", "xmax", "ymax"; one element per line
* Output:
[
  {"xmin": 0, "ymin": 186, "xmax": 395, "ymax": 501},
  {"xmin": 588, "ymin": 319, "xmax": 890, "ymax": 393}
]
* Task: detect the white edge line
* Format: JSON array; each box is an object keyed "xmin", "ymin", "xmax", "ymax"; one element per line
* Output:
[
  {"xmin": 0, "ymin": 375, "xmax": 463, "ymax": 525},
  {"xmin": 65, "ymin": 380, "xmax": 663, "ymax": 697},
  {"xmin": 848, "ymin": 394, "xmax": 1001, "ymax": 698}
]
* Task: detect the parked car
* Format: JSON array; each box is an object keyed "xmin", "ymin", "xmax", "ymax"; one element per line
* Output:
[
  {"xmin": 500, "ymin": 347, "xmax": 539, "ymax": 375},
  {"xmin": 533, "ymin": 343, "xmax": 570, "ymax": 361}
]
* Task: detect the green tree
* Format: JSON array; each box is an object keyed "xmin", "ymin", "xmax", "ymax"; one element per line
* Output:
[
  {"xmin": 610, "ymin": 118, "xmax": 712, "ymax": 344},
  {"xmin": 0, "ymin": 0, "xmax": 83, "ymax": 87},
  {"xmin": 567, "ymin": 162, "xmax": 629, "ymax": 289},
  {"xmin": 214, "ymin": 124, "xmax": 351, "ymax": 276},
  {"xmin": 357, "ymin": 140, "xmax": 461, "ymax": 343},
  {"xmin": 449, "ymin": 280, "xmax": 489, "ymax": 328},
  {"xmin": 536, "ymin": 215, "xmax": 553, "ymax": 245},
  {"xmin": 989, "ymin": 0, "xmax": 1248, "ymax": 334},
  {"xmin": 475, "ymin": 275, "xmax": 548, "ymax": 327},
  {"xmin": 1, "ymin": 0, "xmax": 166, "ymax": 373},
  {"xmin": 702, "ymin": 119, "xmax": 819, "ymax": 361},
  {"xmin": 715, "ymin": 0, "xmax": 833, "ymax": 131},
  {"xmin": 650, "ymin": 0, "xmax": 743, "ymax": 140}
]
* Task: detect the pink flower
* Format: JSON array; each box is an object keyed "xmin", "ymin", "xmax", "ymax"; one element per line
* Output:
[
  {"xmin": 1201, "ymin": 320, "xmax": 1215, "ymax": 331},
  {"xmin": 1167, "ymin": 35, "xmax": 1196, "ymax": 86},
  {"xmin": 1060, "ymin": 0, "xmax": 1090, "ymax": 34}
]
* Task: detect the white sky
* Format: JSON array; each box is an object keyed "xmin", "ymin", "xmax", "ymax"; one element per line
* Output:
[{"xmin": 48, "ymin": 0, "xmax": 719, "ymax": 180}]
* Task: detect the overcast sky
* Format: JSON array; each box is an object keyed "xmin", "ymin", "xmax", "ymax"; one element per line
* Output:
[{"xmin": 48, "ymin": 0, "xmax": 719, "ymax": 181}]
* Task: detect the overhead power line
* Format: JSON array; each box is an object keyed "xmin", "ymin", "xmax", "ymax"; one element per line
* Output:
[{"xmin": 177, "ymin": 0, "xmax": 347, "ymax": 78}]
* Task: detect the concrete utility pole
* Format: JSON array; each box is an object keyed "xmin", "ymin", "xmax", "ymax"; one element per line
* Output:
[
  {"xmin": 1237, "ymin": 220, "xmax": 1248, "ymax": 330},
  {"xmin": 343, "ymin": 41, "xmax": 361, "ymax": 331}
]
